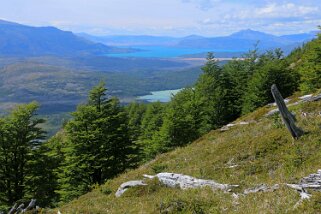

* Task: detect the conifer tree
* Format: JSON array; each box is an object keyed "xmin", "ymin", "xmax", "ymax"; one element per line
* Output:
[
  {"xmin": 0, "ymin": 102, "xmax": 45, "ymax": 207},
  {"xmin": 57, "ymin": 82, "xmax": 137, "ymax": 202}
]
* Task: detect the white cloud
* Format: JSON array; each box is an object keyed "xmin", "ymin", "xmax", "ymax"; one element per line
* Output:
[
  {"xmin": 182, "ymin": 0, "xmax": 222, "ymax": 11},
  {"xmin": 255, "ymin": 3, "xmax": 319, "ymax": 18}
]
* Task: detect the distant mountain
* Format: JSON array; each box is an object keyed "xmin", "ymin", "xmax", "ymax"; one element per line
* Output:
[
  {"xmin": 0, "ymin": 20, "xmax": 128, "ymax": 56},
  {"xmin": 78, "ymin": 33, "xmax": 181, "ymax": 47},
  {"xmin": 80, "ymin": 29, "xmax": 317, "ymax": 53},
  {"xmin": 280, "ymin": 32, "xmax": 316, "ymax": 43},
  {"xmin": 176, "ymin": 29, "xmax": 315, "ymax": 51}
]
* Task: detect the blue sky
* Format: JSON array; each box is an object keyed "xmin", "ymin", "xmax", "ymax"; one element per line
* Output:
[{"xmin": 0, "ymin": 0, "xmax": 320, "ymax": 36}]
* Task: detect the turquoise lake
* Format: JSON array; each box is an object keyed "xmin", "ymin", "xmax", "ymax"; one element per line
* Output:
[
  {"xmin": 137, "ymin": 89, "xmax": 182, "ymax": 102},
  {"xmin": 107, "ymin": 46, "xmax": 240, "ymax": 58}
]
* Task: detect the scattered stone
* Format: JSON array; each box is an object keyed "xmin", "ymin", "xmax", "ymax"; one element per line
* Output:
[{"xmin": 115, "ymin": 180, "xmax": 147, "ymax": 197}]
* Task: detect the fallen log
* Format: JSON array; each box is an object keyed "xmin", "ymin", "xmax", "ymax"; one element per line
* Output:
[
  {"xmin": 115, "ymin": 172, "xmax": 239, "ymax": 197},
  {"xmin": 243, "ymin": 184, "xmax": 279, "ymax": 194},
  {"xmin": 8, "ymin": 203, "xmax": 18, "ymax": 214},
  {"xmin": 7, "ymin": 199, "xmax": 38, "ymax": 214},
  {"xmin": 143, "ymin": 173, "xmax": 239, "ymax": 191},
  {"xmin": 115, "ymin": 180, "xmax": 147, "ymax": 197},
  {"xmin": 23, "ymin": 199, "xmax": 36, "ymax": 212}
]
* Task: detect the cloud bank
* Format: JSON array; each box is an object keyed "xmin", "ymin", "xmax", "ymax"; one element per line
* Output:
[{"xmin": 0, "ymin": 0, "xmax": 320, "ymax": 36}]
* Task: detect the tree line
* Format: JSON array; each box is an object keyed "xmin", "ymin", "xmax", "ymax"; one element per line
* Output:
[{"xmin": 0, "ymin": 29, "xmax": 320, "ymax": 211}]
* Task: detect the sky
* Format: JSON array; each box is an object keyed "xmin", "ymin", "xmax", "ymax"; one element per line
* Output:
[{"xmin": 0, "ymin": 0, "xmax": 320, "ymax": 36}]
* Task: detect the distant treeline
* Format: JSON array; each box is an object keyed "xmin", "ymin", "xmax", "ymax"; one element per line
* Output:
[{"xmin": 0, "ymin": 29, "xmax": 320, "ymax": 211}]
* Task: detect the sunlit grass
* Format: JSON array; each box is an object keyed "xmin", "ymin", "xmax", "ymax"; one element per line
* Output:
[{"xmin": 51, "ymin": 100, "xmax": 321, "ymax": 213}]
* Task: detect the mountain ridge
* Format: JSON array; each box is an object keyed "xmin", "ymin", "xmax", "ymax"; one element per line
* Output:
[
  {"xmin": 0, "ymin": 19, "xmax": 129, "ymax": 56},
  {"xmin": 79, "ymin": 29, "xmax": 317, "ymax": 51}
]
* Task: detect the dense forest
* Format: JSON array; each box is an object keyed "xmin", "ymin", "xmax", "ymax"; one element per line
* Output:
[{"xmin": 0, "ymin": 29, "xmax": 320, "ymax": 211}]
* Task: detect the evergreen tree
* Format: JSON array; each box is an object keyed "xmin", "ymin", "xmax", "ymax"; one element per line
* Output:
[
  {"xmin": 138, "ymin": 102, "xmax": 165, "ymax": 160},
  {"xmin": 0, "ymin": 102, "xmax": 45, "ymax": 207},
  {"xmin": 298, "ymin": 30, "xmax": 321, "ymax": 92},
  {"xmin": 125, "ymin": 102, "xmax": 147, "ymax": 141},
  {"xmin": 159, "ymin": 88, "xmax": 202, "ymax": 150},
  {"xmin": 57, "ymin": 82, "xmax": 137, "ymax": 202},
  {"xmin": 195, "ymin": 53, "xmax": 238, "ymax": 131},
  {"xmin": 242, "ymin": 50, "xmax": 299, "ymax": 114}
]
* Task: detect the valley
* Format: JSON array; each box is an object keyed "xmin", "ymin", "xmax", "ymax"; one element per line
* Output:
[{"xmin": 0, "ymin": 0, "xmax": 321, "ymax": 211}]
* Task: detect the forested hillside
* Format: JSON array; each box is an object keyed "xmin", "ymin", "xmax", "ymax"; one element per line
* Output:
[{"xmin": 0, "ymin": 29, "xmax": 320, "ymax": 213}]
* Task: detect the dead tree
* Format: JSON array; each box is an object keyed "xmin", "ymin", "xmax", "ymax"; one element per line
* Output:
[{"xmin": 271, "ymin": 84, "xmax": 304, "ymax": 139}]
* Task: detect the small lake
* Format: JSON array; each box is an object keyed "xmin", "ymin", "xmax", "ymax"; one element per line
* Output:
[
  {"xmin": 137, "ymin": 89, "xmax": 182, "ymax": 102},
  {"xmin": 107, "ymin": 46, "xmax": 240, "ymax": 58}
]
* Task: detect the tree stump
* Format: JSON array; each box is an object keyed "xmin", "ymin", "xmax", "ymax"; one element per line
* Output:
[{"xmin": 271, "ymin": 84, "xmax": 304, "ymax": 139}]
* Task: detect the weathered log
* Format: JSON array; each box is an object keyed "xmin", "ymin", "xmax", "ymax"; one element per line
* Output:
[
  {"xmin": 271, "ymin": 84, "xmax": 304, "ymax": 139},
  {"xmin": 143, "ymin": 173, "xmax": 238, "ymax": 191},
  {"xmin": 115, "ymin": 180, "xmax": 147, "ymax": 197},
  {"xmin": 7, "ymin": 199, "xmax": 38, "ymax": 214},
  {"xmin": 15, "ymin": 203, "xmax": 24, "ymax": 213},
  {"xmin": 23, "ymin": 199, "xmax": 36, "ymax": 212},
  {"xmin": 116, "ymin": 173, "xmax": 239, "ymax": 197},
  {"xmin": 243, "ymin": 184, "xmax": 279, "ymax": 194},
  {"xmin": 8, "ymin": 203, "xmax": 18, "ymax": 214}
]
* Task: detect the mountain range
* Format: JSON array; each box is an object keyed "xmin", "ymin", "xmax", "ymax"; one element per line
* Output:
[
  {"xmin": 79, "ymin": 29, "xmax": 317, "ymax": 53},
  {"xmin": 0, "ymin": 20, "xmax": 129, "ymax": 56},
  {"xmin": 0, "ymin": 19, "xmax": 317, "ymax": 57}
]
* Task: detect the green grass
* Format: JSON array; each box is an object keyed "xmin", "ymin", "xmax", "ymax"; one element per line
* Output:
[{"xmin": 51, "ymin": 99, "xmax": 321, "ymax": 213}]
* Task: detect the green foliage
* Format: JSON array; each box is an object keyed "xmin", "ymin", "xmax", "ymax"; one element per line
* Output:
[
  {"xmin": 138, "ymin": 102, "xmax": 166, "ymax": 160},
  {"xmin": 2, "ymin": 33, "xmax": 321, "ymax": 211},
  {"xmin": 56, "ymin": 82, "xmax": 138, "ymax": 202},
  {"xmin": 0, "ymin": 102, "xmax": 46, "ymax": 208},
  {"xmin": 160, "ymin": 88, "xmax": 202, "ymax": 150},
  {"xmin": 57, "ymin": 99, "xmax": 321, "ymax": 213},
  {"xmin": 242, "ymin": 50, "xmax": 299, "ymax": 114},
  {"xmin": 125, "ymin": 102, "xmax": 147, "ymax": 141},
  {"xmin": 298, "ymin": 33, "xmax": 321, "ymax": 92}
]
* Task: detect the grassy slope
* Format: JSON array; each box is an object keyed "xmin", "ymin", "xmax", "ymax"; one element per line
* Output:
[{"xmin": 55, "ymin": 95, "xmax": 321, "ymax": 213}]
